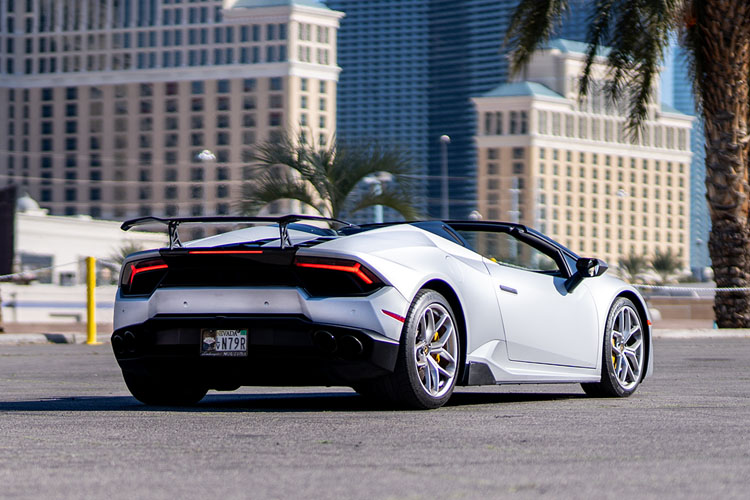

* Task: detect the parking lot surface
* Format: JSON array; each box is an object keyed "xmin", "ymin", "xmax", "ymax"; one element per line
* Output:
[{"xmin": 0, "ymin": 338, "xmax": 748, "ymax": 499}]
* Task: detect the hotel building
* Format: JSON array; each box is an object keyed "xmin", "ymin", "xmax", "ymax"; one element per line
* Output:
[
  {"xmin": 472, "ymin": 40, "xmax": 693, "ymax": 267},
  {"xmin": 0, "ymin": 0, "xmax": 343, "ymax": 221}
]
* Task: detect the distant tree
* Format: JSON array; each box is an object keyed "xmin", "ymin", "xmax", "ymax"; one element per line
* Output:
[
  {"xmin": 651, "ymin": 250, "xmax": 683, "ymax": 285},
  {"xmin": 241, "ymin": 133, "xmax": 419, "ymax": 221},
  {"xmin": 109, "ymin": 241, "xmax": 144, "ymax": 267},
  {"xmin": 619, "ymin": 254, "xmax": 649, "ymax": 284}
]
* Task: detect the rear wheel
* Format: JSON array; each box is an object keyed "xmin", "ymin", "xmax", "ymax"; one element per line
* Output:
[
  {"xmin": 356, "ymin": 290, "xmax": 460, "ymax": 409},
  {"xmin": 123, "ymin": 371, "xmax": 208, "ymax": 406},
  {"xmin": 582, "ymin": 297, "xmax": 646, "ymax": 397}
]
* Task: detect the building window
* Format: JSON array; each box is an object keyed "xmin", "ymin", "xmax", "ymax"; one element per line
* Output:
[{"xmin": 190, "ymin": 168, "xmax": 204, "ymax": 181}]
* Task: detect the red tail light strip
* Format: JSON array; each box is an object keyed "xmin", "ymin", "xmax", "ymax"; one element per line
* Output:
[
  {"xmin": 295, "ymin": 261, "xmax": 374, "ymax": 285},
  {"xmin": 129, "ymin": 263, "xmax": 168, "ymax": 286},
  {"xmin": 188, "ymin": 250, "xmax": 263, "ymax": 255},
  {"xmin": 381, "ymin": 309, "xmax": 406, "ymax": 323}
]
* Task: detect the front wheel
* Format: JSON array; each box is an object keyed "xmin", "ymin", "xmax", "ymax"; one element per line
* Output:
[
  {"xmin": 123, "ymin": 371, "xmax": 208, "ymax": 406},
  {"xmin": 357, "ymin": 290, "xmax": 460, "ymax": 409},
  {"xmin": 582, "ymin": 297, "xmax": 646, "ymax": 397}
]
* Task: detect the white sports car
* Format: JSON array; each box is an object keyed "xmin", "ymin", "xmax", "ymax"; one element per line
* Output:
[{"xmin": 112, "ymin": 215, "xmax": 652, "ymax": 409}]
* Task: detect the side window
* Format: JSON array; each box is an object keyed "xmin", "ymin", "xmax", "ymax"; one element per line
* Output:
[{"xmin": 458, "ymin": 230, "xmax": 560, "ymax": 274}]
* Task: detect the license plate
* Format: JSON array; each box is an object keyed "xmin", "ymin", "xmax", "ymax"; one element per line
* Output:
[{"xmin": 200, "ymin": 329, "xmax": 248, "ymax": 357}]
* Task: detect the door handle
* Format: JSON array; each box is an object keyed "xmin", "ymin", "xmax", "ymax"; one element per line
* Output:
[{"xmin": 499, "ymin": 284, "xmax": 518, "ymax": 295}]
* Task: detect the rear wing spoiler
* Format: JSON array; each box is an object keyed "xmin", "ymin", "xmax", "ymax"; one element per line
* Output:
[{"xmin": 121, "ymin": 215, "xmax": 355, "ymax": 250}]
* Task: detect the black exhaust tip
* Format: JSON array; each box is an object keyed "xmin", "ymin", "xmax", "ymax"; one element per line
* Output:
[
  {"xmin": 122, "ymin": 331, "xmax": 137, "ymax": 354},
  {"xmin": 313, "ymin": 330, "xmax": 337, "ymax": 354},
  {"xmin": 112, "ymin": 334, "xmax": 125, "ymax": 355},
  {"xmin": 339, "ymin": 335, "xmax": 364, "ymax": 359}
]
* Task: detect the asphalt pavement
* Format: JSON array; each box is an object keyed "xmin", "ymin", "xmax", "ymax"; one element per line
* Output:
[{"xmin": 0, "ymin": 338, "xmax": 748, "ymax": 499}]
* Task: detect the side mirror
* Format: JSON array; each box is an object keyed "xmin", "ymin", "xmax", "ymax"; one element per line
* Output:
[
  {"xmin": 565, "ymin": 258, "xmax": 608, "ymax": 292},
  {"xmin": 576, "ymin": 257, "xmax": 608, "ymax": 278}
]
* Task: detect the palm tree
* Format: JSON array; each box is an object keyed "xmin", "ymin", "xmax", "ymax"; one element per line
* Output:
[
  {"xmin": 241, "ymin": 133, "xmax": 419, "ymax": 221},
  {"xmin": 651, "ymin": 249, "xmax": 683, "ymax": 285},
  {"xmin": 619, "ymin": 254, "xmax": 649, "ymax": 284},
  {"xmin": 506, "ymin": 1, "xmax": 750, "ymax": 327}
]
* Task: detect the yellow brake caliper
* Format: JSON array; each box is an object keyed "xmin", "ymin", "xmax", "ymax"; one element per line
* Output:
[
  {"xmin": 612, "ymin": 335, "xmax": 617, "ymax": 368},
  {"xmin": 433, "ymin": 332, "xmax": 441, "ymax": 363}
]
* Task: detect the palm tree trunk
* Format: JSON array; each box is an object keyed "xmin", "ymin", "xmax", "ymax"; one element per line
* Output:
[{"xmin": 701, "ymin": 1, "xmax": 750, "ymax": 327}]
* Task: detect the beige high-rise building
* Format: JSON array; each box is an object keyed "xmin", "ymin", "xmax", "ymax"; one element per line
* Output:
[
  {"xmin": 472, "ymin": 39, "xmax": 693, "ymax": 268},
  {"xmin": 0, "ymin": 0, "xmax": 343, "ymax": 221}
]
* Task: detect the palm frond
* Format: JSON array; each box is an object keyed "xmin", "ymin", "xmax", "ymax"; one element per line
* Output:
[
  {"xmin": 509, "ymin": 0, "xmax": 680, "ymax": 137},
  {"xmin": 505, "ymin": 0, "xmax": 570, "ymax": 76},
  {"xmin": 326, "ymin": 143, "xmax": 414, "ymax": 219},
  {"xmin": 347, "ymin": 184, "xmax": 421, "ymax": 221},
  {"xmin": 241, "ymin": 132, "xmax": 418, "ymax": 221},
  {"xmin": 241, "ymin": 166, "xmax": 328, "ymax": 216},
  {"xmin": 579, "ymin": 0, "xmax": 617, "ymax": 100}
]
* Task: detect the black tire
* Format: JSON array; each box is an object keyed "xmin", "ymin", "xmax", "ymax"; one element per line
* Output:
[
  {"xmin": 123, "ymin": 371, "xmax": 208, "ymax": 406},
  {"xmin": 356, "ymin": 290, "xmax": 460, "ymax": 409},
  {"xmin": 582, "ymin": 297, "xmax": 647, "ymax": 398}
]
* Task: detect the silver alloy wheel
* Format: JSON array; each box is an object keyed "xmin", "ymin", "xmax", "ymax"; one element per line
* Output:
[
  {"xmin": 413, "ymin": 303, "xmax": 458, "ymax": 398},
  {"xmin": 610, "ymin": 304, "xmax": 644, "ymax": 391}
]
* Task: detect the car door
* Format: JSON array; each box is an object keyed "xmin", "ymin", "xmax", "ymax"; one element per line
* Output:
[{"xmin": 452, "ymin": 224, "xmax": 599, "ymax": 368}]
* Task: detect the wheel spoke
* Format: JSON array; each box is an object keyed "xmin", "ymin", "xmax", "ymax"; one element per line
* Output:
[
  {"xmin": 432, "ymin": 324, "xmax": 453, "ymax": 349},
  {"xmin": 432, "ymin": 348, "xmax": 455, "ymax": 365},
  {"xmin": 428, "ymin": 355, "xmax": 451, "ymax": 379},
  {"xmin": 616, "ymin": 355, "xmax": 627, "ymax": 382},
  {"xmin": 623, "ymin": 348, "xmax": 641, "ymax": 375},
  {"xmin": 626, "ymin": 336, "xmax": 642, "ymax": 351},
  {"xmin": 623, "ymin": 357, "xmax": 636, "ymax": 383},
  {"xmin": 621, "ymin": 311, "xmax": 633, "ymax": 343},
  {"xmin": 426, "ymin": 309, "xmax": 436, "ymax": 337},
  {"xmin": 422, "ymin": 358, "xmax": 433, "ymax": 393},
  {"xmin": 428, "ymin": 357, "xmax": 441, "ymax": 392},
  {"xmin": 434, "ymin": 313, "xmax": 448, "ymax": 334},
  {"xmin": 419, "ymin": 315, "xmax": 428, "ymax": 341}
]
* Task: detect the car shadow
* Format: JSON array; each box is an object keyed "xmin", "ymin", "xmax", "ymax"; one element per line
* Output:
[{"xmin": 0, "ymin": 390, "xmax": 586, "ymax": 413}]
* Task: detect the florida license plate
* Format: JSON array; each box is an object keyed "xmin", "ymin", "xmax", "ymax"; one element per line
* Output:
[{"xmin": 200, "ymin": 329, "xmax": 248, "ymax": 357}]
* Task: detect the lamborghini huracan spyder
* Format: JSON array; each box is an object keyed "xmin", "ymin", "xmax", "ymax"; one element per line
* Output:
[{"xmin": 112, "ymin": 215, "xmax": 652, "ymax": 409}]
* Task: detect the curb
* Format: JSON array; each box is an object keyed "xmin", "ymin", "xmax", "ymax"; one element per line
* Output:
[
  {"xmin": 0, "ymin": 333, "xmax": 106, "ymax": 345},
  {"xmin": 653, "ymin": 329, "xmax": 750, "ymax": 339}
]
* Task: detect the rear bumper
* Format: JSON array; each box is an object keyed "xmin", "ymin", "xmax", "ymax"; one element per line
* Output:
[{"xmin": 112, "ymin": 315, "xmax": 400, "ymax": 388}]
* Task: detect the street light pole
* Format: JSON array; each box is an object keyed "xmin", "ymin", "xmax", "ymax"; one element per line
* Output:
[
  {"xmin": 364, "ymin": 172, "xmax": 393, "ymax": 224},
  {"xmin": 440, "ymin": 135, "xmax": 450, "ymax": 220}
]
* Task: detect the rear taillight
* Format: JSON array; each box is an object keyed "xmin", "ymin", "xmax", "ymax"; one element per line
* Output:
[
  {"xmin": 294, "ymin": 256, "xmax": 383, "ymax": 296},
  {"xmin": 120, "ymin": 258, "xmax": 168, "ymax": 296}
]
